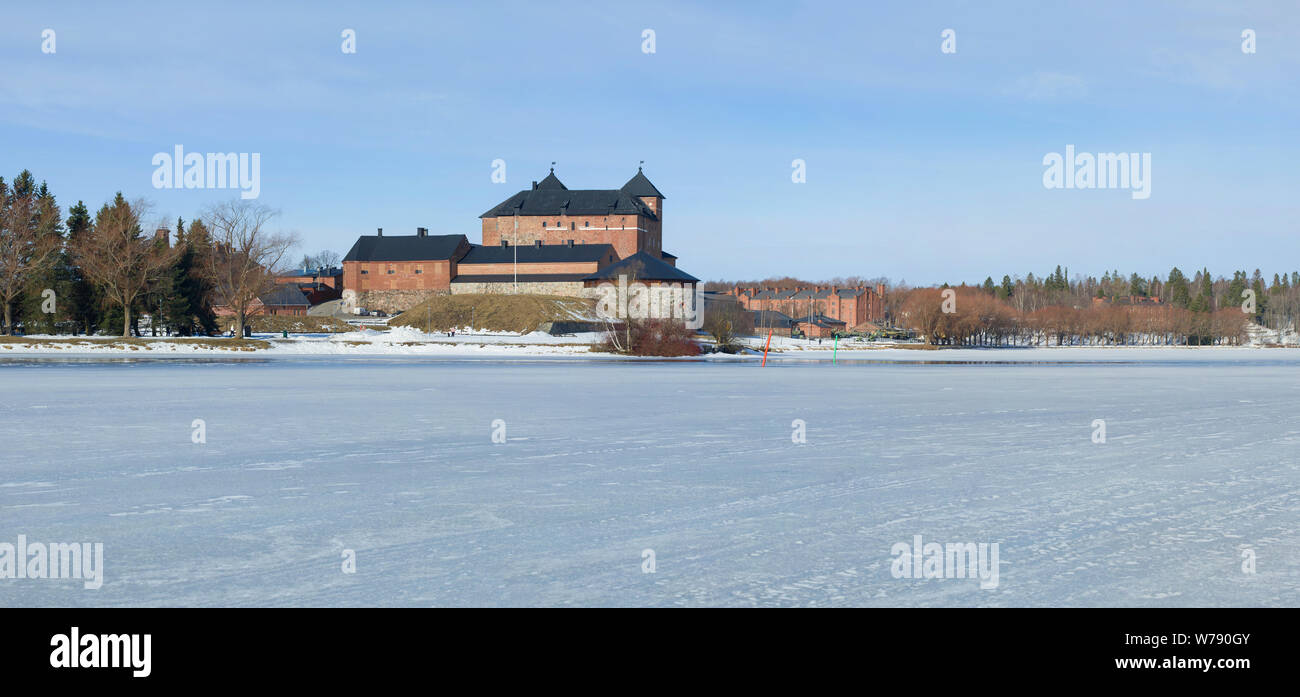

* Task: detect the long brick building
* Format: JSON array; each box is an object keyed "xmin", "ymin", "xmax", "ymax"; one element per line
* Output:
[
  {"xmin": 729, "ymin": 284, "xmax": 887, "ymax": 332},
  {"xmin": 342, "ymin": 167, "xmax": 696, "ymax": 312}
]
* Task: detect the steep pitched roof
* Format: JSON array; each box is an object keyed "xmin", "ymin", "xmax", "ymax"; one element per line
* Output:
[
  {"xmin": 343, "ymin": 234, "xmax": 469, "ymax": 262},
  {"xmin": 620, "ymin": 168, "xmax": 665, "ymax": 199},
  {"xmin": 259, "ymin": 284, "xmax": 310, "ymax": 307},
  {"xmin": 480, "ymin": 189, "xmax": 658, "ymax": 220},
  {"xmin": 582, "ymin": 251, "xmax": 699, "ymax": 283},
  {"xmin": 459, "ymin": 243, "xmax": 617, "ymax": 265},
  {"xmin": 535, "ymin": 171, "xmax": 567, "ymax": 190},
  {"xmin": 480, "ymin": 170, "xmax": 660, "ymax": 220}
]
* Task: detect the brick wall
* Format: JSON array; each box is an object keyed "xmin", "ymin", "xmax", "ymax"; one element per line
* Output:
[
  {"xmin": 343, "ymin": 259, "xmax": 456, "ymax": 293},
  {"xmin": 456, "ymin": 260, "xmax": 600, "ymax": 276},
  {"xmin": 481, "ymin": 213, "xmax": 660, "ymax": 259}
]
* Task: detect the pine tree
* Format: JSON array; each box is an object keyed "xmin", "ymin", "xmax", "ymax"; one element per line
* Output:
[
  {"xmin": 19, "ymin": 180, "xmax": 65, "ymax": 333},
  {"xmin": 1128, "ymin": 273, "xmax": 1146, "ymax": 297},
  {"xmin": 64, "ymin": 201, "xmax": 98, "ymax": 334},
  {"xmin": 1167, "ymin": 267, "xmax": 1191, "ymax": 309}
]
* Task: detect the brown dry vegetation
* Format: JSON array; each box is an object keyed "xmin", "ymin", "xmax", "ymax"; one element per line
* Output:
[
  {"xmin": 0, "ymin": 336, "xmax": 269, "ymax": 351},
  {"xmin": 389, "ymin": 293, "xmax": 595, "ymax": 334},
  {"xmin": 898, "ymin": 287, "xmax": 1248, "ymax": 346}
]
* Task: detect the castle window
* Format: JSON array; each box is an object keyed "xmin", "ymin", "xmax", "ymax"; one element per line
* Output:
[{"xmin": 570, "ymin": 222, "xmax": 575, "ymax": 230}]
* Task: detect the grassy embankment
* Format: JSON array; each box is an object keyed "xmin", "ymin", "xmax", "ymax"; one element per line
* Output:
[{"xmin": 388, "ymin": 293, "xmax": 596, "ymax": 334}]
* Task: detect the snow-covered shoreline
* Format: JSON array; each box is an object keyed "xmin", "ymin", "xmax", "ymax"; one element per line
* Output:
[{"xmin": 4, "ymin": 326, "xmax": 1300, "ymax": 362}]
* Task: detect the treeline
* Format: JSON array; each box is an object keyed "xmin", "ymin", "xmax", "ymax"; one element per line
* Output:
[
  {"xmin": 901, "ymin": 287, "xmax": 1249, "ymax": 346},
  {"xmin": 964, "ymin": 265, "xmax": 1299, "ymax": 323},
  {"xmin": 896, "ymin": 262, "xmax": 1300, "ymax": 346},
  {"xmin": 0, "ymin": 169, "xmax": 298, "ymax": 337}
]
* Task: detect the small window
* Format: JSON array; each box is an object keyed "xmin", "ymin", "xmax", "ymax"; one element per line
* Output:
[
  {"xmin": 415, "ymin": 269, "xmax": 423, "ymax": 274},
  {"xmin": 387, "ymin": 269, "xmax": 395, "ymax": 275},
  {"xmin": 361, "ymin": 270, "xmax": 369, "ymax": 275},
  {"xmin": 570, "ymin": 222, "xmax": 575, "ymax": 230}
]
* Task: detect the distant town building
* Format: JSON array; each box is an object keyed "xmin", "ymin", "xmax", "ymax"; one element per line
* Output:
[
  {"xmin": 729, "ymin": 284, "xmax": 886, "ymax": 331},
  {"xmin": 276, "ymin": 265, "xmax": 343, "ymax": 305}
]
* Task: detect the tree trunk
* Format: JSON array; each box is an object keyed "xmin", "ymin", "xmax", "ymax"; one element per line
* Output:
[
  {"xmin": 2, "ymin": 301, "xmax": 11, "ymax": 335},
  {"xmin": 235, "ymin": 310, "xmax": 246, "ymax": 339},
  {"xmin": 122, "ymin": 305, "xmax": 132, "ymax": 337}
]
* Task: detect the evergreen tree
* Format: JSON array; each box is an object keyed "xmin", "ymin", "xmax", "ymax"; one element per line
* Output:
[
  {"xmin": 1167, "ymin": 267, "xmax": 1191, "ymax": 308},
  {"xmin": 64, "ymin": 201, "xmax": 98, "ymax": 334},
  {"xmin": 998, "ymin": 275, "xmax": 1013, "ymax": 300},
  {"xmin": 982, "ymin": 276, "xmax": 995, "ymax": 295},
  {"xmin": 1129, "ymin": 272, "xmax": 1146, "ymax": 297},
  {"xmin": 18, "ymin": 180, "xmax": 65, "ymax": 333}
]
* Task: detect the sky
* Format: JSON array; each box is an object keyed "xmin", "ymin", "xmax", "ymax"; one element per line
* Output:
[{"xmin": 1, "ymin": 1, "xmax": 1297, "ymax": 285}]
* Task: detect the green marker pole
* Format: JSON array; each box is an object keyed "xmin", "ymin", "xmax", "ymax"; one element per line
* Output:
[{"xmin": 832, "ymin": 335, "xmax": 838, "ymax": 365}]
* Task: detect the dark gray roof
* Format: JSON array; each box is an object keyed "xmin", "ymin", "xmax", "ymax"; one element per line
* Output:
[
  {"xmin": 480, "ymin": 189, "xmax": 658, "ymax": 220},
  {"xmin": 583, "ymin": 251, "xmax": 699, "ymax": 283},
  {"xmin": 751, "ymin": 309, "xmax": 795, "ymax": 328},
  {"xmin": 459, "ymin": 243, "xmax": 616, "ymax": 265},
  {"xmin": 620, "ymin": 169, "xmax": 665, "ymax": 199},
  {"xmin": 452, "ymin": 274, "xmax": 589, "ymax": 284},
  {"xmin": 535, "ymin": 171, "xmax": 567, "ymax": 190},
  {"xmin": 796, "ymin": 313, "xmax": 846, "ymax": 327},
  {"xmin": 343, "ymin": 234, "xmax": 469, "ymax": 262},
  {"xmin": 259, "ymin": 284, "xmax": 310, "ymax": 307},
  {"xmin": 659, "ymin": 250, "xmax": 677, "ymax": 259}
]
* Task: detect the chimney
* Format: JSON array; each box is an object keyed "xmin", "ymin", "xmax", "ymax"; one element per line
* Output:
[
  {"xmin": 377, "ymin": 227, "xmax": 383, "ymax": 237},
  {"xmin": 417, "ymin": 227, "xmax": 427, "ymax": 237},
  {"xmin": 532, "ymin": 181, "xmax": 538, "ymax": 190}
]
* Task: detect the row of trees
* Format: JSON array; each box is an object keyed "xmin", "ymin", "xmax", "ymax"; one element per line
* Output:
[
  {"xmin": 899, "ymin": 287, "xmax": 1250, "ymax": 346},
  {"xmin": 0, "ymin": 169, "xmax": 298, "ymax": 337}
]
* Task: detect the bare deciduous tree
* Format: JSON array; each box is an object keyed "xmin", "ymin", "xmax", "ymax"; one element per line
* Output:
[
  {"xmin": 69, "ymin": 196, "xmax": 176, "ymax": 337},
  {"xmin": 203, "ymin": 200, "xmax": 298, "ymax": 337}
]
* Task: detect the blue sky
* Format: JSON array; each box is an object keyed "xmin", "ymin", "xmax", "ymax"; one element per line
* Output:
[{"xmin": 1, "ymin": 1, "xmax": 1296, "ymax": 285}]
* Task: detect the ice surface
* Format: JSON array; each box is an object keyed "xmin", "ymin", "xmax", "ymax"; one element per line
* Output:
[{"xmin": 1, "ymin": 356, "xmax": 1297, "ymax": 607}]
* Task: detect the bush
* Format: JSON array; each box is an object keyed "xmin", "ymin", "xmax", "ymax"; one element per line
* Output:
[{"xmin": 603, "ymin": 319, "xmax": 701, "ymax": 356}]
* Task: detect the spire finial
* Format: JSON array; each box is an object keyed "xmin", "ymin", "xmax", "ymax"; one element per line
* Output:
[
  {"xmin": 638, "ymin": 160, "xmax": 644, "ymax": 172},
  {"xmin": 550, "ymin": 161, "xmax": 555, "ymax": 173}
]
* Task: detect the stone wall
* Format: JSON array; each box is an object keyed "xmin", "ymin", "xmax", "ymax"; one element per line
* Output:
[
  {"xmin": 355, "ymin": 289, "xmax": 448, "ymax": 314},
  {"xmin": 450, "ymin": 281, "xmax": 585, "ymax": 297}
]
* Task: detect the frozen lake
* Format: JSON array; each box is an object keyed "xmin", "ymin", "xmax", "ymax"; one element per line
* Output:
[{"xmin": 2, "ymin": 355, "xmax": 1297, "ymax": 606}]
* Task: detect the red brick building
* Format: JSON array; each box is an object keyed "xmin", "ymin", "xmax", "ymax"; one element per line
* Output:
[
  {"xmin": 341, "ymin": 168, "xmax": 697, "ymax": 311},
  {"xmin": 730, "ymin": 285, "xmax": 886, "ymax": 331},
  {"xmin": 275, "ymin": 266, "xmax": 343, "ymax": 305},
  {"xmin": 480, "ymin": 168, "xmax": 672, "ymax": 261}
]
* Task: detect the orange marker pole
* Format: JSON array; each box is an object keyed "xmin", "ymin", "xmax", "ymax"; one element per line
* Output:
[{"xmin": 761, "ymin": 328, "xmax": 773, "ymax": 367}]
